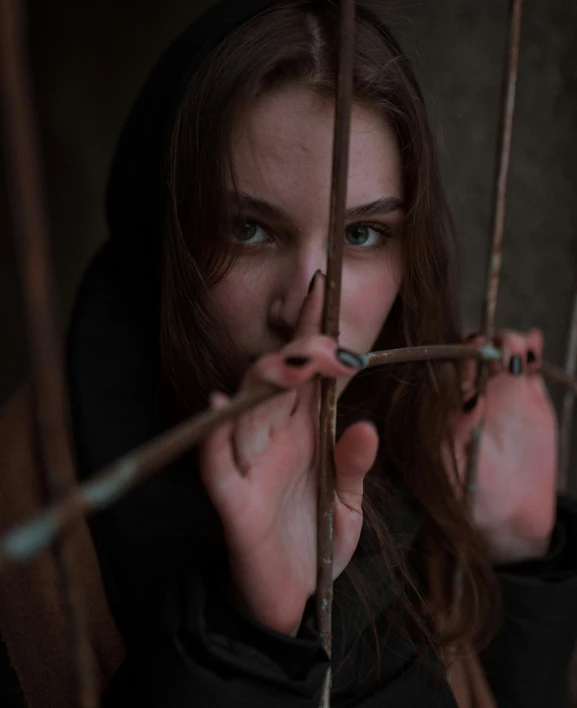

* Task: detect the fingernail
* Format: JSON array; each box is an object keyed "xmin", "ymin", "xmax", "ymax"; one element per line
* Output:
[
  {"xmin": 308, "ymin": 270, "xmax": 321, "ymax": 294},
  {"xmin": 465, "ymin": 332, "xmax": 480, "ymax": 342},
  {"xmin": 462, "ymin": 392, "xmax": 479, "ymax": 413},
  {"xmin": 509, "ymin": 354, "xmax": 523, "ymax": 376},
  {"xmin": 527, "ymin": 350, "xmax": 537, "ymax": 364},
  {"xmin": 285, "ymin": 356, "xmax": 311, "ymax": 368},
  {"xmin": 335, "ymin": 348, "xmax": 366, "ymax": 369}
]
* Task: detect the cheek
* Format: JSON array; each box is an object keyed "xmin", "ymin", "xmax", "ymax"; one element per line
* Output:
[
  {"xmin": 209, "ymin": 265, "xmax": 272, "ymax": 345},
  {"xmin": 340, "ymin": 260, "xmax": 401, "ymax": 352},
  {"xmin": 210, "ymin": 277, "xmax": 252, "ymax": 330}
]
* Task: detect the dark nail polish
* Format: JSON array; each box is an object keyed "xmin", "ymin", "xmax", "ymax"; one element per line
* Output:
[
  {"xmin": 527, "ymin": 350, "xmax": 537, "ymax": 364},
  {"xmin": 465, "ymin": 332, "xmax": 480, "ymax": 342},
  {"xmin": 308, "ymin": 270, "xmax": 321, "ymax": 294},
  {"xmin": 285, "ymin": 356, "xmax": 311, "ymax": 368},
  {"xmin": 335, "ymin": 348, "xmax": 366, "ymax": 369},
  {"xmin": 462, "ymin": 392, "xmax": 479, "ymax": 413},
  {"xmin": 509, "ymin": 354, "xmax": 523, "ymax": 376}
]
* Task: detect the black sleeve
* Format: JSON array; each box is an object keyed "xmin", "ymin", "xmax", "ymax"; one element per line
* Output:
[
  {"xmin": 480, "ymin": 495, "xmax": 577, "ymax": 708},
  {"xmin": 0, "ymin": 634, "xmax": 26, "ymax": 708},
  {"xmin": 101, "ymin": 560, "xmax": 330, "ymax": 707},
  {"xmin": 101, "ymin": 557, "xmax": 460, "ymax": 708}
]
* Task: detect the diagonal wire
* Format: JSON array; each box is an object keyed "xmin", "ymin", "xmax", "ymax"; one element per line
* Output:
[
  {"xmin": 5, "ymin": 343, "xmax": 577, "ymax": 569},
  {"xmin": 0, "ymin": 0, "xmax": 97, "ymax": 705},
  {"xmin": 316, "ymin": 2, "xmax": 356, "ymax": 704}
]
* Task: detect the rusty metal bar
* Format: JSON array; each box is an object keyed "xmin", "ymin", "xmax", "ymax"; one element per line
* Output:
[
  {"xmin": 540, "ymin": 361, "xmax": 577, "ymax": 395},
  {"xmin": 6, "ymin": 344, "xmax": 577, "ymax": 569},
  {"xmin": 483, "ymin": 0, "xmax": 524, "ymax": 342},
  {"xmin": 464, "ymin": 0, "xmax": 524, "ymax": 505},
  {"xmin": 317, "ymin": 2, "xmax": 356, "ymax": 704},
  {"xmin": 0, "ymin": 0, "xmax": 97, "ymax": 705},
  {"xmin": 559, "ymin": 287, "xmax": 577, "ymax": 493}
]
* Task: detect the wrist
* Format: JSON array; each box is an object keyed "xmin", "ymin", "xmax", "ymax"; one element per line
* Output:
[
  {"xmin": 229, "ymin": 582, "xmax": 303, "ymax": 637},
  {"xmin": 484, "ymin": 532, "xmax": 552, "ymax": 566}
]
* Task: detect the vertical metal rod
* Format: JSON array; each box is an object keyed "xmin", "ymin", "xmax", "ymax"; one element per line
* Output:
[
  {"xmin": 559, "ymin": 286, "xmax": 577, "ymax": 494},
  {"xmin": 0, "ymin": 0, "xmax": 97, "ymax": 705},
  {"xmin": 317, "ymin": 1, "xmax": 355, "ymax": 705},
  {"xmin": 464, "ymin": 0, "xmax": 524, "ymax": 502}
]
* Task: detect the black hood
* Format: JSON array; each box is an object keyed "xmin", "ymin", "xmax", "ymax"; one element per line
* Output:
[
  {"xmin": 105, "ymin": 0, "xmax": 290, "ymax": 319},
  {"xmin": 69, "ymin": 0, "xmax": 294, "ymax": 478}
]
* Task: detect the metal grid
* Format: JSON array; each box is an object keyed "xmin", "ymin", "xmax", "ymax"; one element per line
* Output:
[{"xmin": 1, "ymin": 0, "xmax": 575, "ymax": 705}]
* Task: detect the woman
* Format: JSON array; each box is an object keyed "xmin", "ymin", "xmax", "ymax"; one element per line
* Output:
[{"xmin": 3, "ymin": 0, "xmax": 576, "ymax": 706}]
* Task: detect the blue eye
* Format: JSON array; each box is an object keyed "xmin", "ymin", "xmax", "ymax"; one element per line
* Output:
[
  {"xmin": 231, "ymin": 219, "xmax": 392, "ymax": 250},
  {"xmin": 345, "ymin": 224, "xmax": 391, "ymax": 248}
]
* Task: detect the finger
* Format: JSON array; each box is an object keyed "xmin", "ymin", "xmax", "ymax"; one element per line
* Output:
[
  {"xmin": 492, "ymin": 330, "xmax": 527, "ymax": 377},
  {"xmin": 333, "ymin": 420, "xmax": 379, "ymax": 513},
  {"xmin": 525, "ymin": 328, "xmax": 544, "ymax": 373},
  {"xmin": 234, "ymin": 406, "xmax": 274, "ymax": 472},
  {"xmin": 233, "ymin": 340, "xmax": 365, "ymax": 470},
  {"xmin": 449, "ymin": 393, "xmax": 487, "ymax": 485},
  {"xmin": 457, "ymin": 332, "xmax": 483, "ymax": 397},
  {"xmin": 293, "ymin": 270, "xmax": 325, "ymax": 339},
  {"xmin": 455, "ymin": 390, "xmax": 486, "ymax": 432},
  {"xmin": 240, "ymin": 338, "xmax": 365, "ymax": 395},
  {"xmin": 199, "ymin": 392, "xmax": 244, "ymax": 502},
  {"xmin": 292, "ymin": 371, "xmax": 319, "ymax": 413},
  {"xmin": 286, "ymin": 343, "xmax": 365, "ymax": 417},
  {"xmin": 210, "ymin": 391, "xmax": 231, "ymax": 409}
]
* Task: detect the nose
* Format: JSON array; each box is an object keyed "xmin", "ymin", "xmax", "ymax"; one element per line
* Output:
[{"xmin": 268, "ymin": 255, "xmax": 326, "ymax": 337}]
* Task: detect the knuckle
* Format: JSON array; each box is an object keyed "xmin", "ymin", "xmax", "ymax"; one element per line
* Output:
[
  {"xmin": 500, "ymin": 331, "xmax": 524, "ymax": 353},
  {"xmin": 242, "ymin": 354, "xmax": 279, "ymax": 388},
  {"xmin": 284, "ymin": 334, "xmax": 333, "ymax": 355},
  {"xmin": 529, "ymin": 328, "xmax": 544, "ymax": 347}
]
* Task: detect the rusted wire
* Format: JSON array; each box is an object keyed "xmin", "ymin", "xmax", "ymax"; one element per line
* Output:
[
  {"xmin": 464, "ymin": 0, "xmax": 524, "ymax": 507},
  {"xmin": 559, "ymin": 287, "xmax": 577, "ymax": 494},
  {"xmin": 316, "ymin": 4, "xmax": 355, "ymax": 705},
  {"xmin": 4, "ymin": 343, "xmax": 577, "ymax": 568},
  {"xmin": 0, "ymin": 0, "xmax": 97, "ymax": 705},
  {"xmin": 447, "ymin": 3, "xmax": 524, "ymax": 690}
]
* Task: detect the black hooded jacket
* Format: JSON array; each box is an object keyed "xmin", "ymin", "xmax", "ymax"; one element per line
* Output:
[{"xmin": 2, "ymin": 1, "xmax": 577, "ymax": 706}]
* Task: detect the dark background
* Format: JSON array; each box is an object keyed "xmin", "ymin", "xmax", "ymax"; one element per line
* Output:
[{"xmin": 1, "ymin": 0, "xmax": 577, "ymax": 494}]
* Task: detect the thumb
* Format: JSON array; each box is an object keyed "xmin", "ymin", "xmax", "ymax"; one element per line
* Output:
[
  {"xmin": 294, "ymin": 270, "xmax": 325, "ymax": 339},
  {"xmin": 333, "ymin": 420, "xmax": 379, "ymax": 513}
]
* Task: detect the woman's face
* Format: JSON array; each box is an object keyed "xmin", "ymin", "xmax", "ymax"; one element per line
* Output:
[{"xmin": 210, "ymin": 83, "xmax": 404, "ymax": 375}]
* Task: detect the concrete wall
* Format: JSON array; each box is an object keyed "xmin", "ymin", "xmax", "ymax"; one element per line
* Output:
[{"xmin": 2, "ymin": 0, "xmax": 577, "ymax": 487}]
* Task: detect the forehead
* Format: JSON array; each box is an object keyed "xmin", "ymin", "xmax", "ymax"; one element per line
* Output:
[{"xmin": 229, "ymin": 84, "xmax": 403, "ymax": 212}]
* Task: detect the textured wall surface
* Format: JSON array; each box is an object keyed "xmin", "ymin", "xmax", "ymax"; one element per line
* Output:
[{"xmin": 1, "ymin": 0, "xmax": 576, "ymax": 445}]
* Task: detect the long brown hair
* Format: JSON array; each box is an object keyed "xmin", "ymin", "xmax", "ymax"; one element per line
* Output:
[{"xmin": 160, "ymin": 0, "xmax": 499, "ymax": 683}]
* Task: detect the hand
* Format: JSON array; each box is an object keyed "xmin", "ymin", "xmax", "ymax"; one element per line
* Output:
[
  {"xmin": 199, "ymin": 273, "xmax": 379, "ymax": 635},
  {"xmin": 447, "ymin": 329, "xmax": 558, "ymax": 565}
]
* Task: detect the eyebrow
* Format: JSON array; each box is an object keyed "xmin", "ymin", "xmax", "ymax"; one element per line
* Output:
[{"xmin": 229, "ymin": 192, "xmax": 405, "ymax": 222}]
